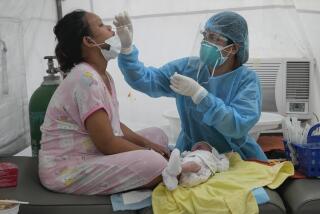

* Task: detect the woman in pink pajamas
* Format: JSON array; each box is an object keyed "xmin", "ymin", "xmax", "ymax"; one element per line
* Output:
[{"xmin": 38, "ymin": 10, "xmax": 169, "ymax": 195}]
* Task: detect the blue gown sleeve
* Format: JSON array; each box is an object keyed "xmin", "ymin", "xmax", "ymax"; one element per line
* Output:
[
  {"xmin": 118, "ymin": 46, "xmax": 186, "ymax": 98},
  {"xmin": 196, "ymin": 72, "xmax": 262, "ymax": 139}
]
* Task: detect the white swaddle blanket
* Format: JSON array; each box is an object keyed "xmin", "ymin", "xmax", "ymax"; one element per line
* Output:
[
  {"xmin": 179, "ymin": 149, "xmax": 228, "ymax": 187},
  {"xmin": 162, "ymin": 145, "xmax": 229, "ymax": 190}
]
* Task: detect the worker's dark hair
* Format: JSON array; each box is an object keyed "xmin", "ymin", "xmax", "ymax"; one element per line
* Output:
[{"xmin": 54, "ymin": 10, "xmax": 91, "ymax": 72}]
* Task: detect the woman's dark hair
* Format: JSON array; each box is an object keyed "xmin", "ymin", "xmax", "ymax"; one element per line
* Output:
[{"xmin": 54, "ymin": 10, "xmax": 91, "ymax": 72}]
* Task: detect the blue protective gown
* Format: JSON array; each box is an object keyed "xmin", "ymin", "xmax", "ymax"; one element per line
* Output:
[{"xmin": 118, "ymin": 46, "xmax": 267, "ymax": 161}]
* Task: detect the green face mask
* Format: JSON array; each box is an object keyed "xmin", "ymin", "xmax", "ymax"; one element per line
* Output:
[{"xmin": 199, "ymin": 41, "xmax": 228, "ymax": 69}]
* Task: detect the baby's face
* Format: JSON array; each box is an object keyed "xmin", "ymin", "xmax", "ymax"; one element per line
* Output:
[{"xmin": 191, "ymin": 142, "xmax": 212, "ymax": 152}]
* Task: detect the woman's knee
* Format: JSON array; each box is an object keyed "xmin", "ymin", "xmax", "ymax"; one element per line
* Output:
[
  {"xmin": 140, "ymin": 151, "xmax": 167, "ymax": 188},
  {"xmin": 141, "ymin": 150, "xmax": 168, "ymax": 172},
  {"xmin": 137, "ymin": 127, "xmax": 169, "ymax": 147}
]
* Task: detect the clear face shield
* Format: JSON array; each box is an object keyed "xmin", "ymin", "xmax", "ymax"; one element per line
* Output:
[{"xmin": 187, "ymin": 22, "xmax": 236, "ymax": 84}]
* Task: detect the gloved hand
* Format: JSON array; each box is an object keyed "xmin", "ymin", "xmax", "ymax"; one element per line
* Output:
[
  {"xmin": 170, "ymin": 72, "xmax": 208, "ymax": 104},
  {"xmin": 113, "ymin": 11, "xmax": 133, "ymax": 54}
]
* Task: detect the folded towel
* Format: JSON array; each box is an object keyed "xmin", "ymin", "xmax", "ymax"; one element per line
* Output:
[
  {"xmin": 110, "ymin": 190, "xmax": 152, "ymax": 211},
  {"xmin": 252, "ymin": 187, "xmax": 270, "ymax": 204}
]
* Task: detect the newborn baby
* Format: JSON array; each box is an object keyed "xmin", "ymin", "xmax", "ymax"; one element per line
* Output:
[{"xmin": 162, "ymin": 141, "xmax": 229, "ymax": 190}]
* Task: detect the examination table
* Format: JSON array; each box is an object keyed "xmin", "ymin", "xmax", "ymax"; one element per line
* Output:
[{"xmin": 0, "ymin": 156, "xmax": 319, "ymax": 214}]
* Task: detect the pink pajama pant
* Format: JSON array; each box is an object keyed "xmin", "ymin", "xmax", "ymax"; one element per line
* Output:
[{"xmin": 39, "ymin": 127, "xmax": 168, "ymax": 195}]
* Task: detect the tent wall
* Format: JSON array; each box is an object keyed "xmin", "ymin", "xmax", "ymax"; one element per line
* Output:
[
  {"xmin": 0, "ymin": 0, "xmax": 319, "ymax": 154},
  {"xmin": 294, "ymin": 0, "xmax": 320, "ymax": 123},
  {"xmin": 0, "ymin": 0, "xmax": 56, "ymax": 154},
  {"xmin": 62, "ymin": 0, "xmax": 320, "ymax": 129}
]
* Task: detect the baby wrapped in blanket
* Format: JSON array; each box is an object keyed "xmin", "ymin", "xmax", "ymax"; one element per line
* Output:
[{"xmin": 162, "ymin": 141, "xmax": 229, "ymax": 190}]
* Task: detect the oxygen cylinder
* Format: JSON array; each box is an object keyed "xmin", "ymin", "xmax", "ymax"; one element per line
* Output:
[{"xmin": 29, "ymin": 56, "xmax": 61, "ymax": 157}]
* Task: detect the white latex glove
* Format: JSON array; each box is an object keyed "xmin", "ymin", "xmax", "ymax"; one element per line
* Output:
[
  {"xmin": 113, "ymin": 11, "xmax": 133, "ymax": 54},
  {"xmin": 170, "ymin": 72, "xmax": 208, "ymax": 104}
]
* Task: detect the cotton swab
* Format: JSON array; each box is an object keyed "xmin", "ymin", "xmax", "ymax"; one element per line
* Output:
[{"xmin": 0, "ymin": 200, "xmax": 29, "ymax": 205}]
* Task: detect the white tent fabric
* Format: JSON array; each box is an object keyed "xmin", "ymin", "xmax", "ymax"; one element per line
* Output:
[
  {"xmin": 0, "ymin": 0, "xmax": 319, "ymax": 155},
  {"xmin": 0, "ymin": 0, "xmax": 56, "ymax": 155}
]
